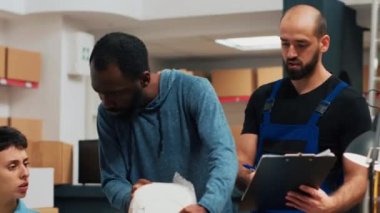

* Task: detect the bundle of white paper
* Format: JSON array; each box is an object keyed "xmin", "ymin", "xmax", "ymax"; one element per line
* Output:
[
  {"xmin": 22, "ymin": 167, "xmax": 54, "ymax": 208},
  {"xmin": 129, "ymin": 173, "xmax": 196, "ymax": 213}
]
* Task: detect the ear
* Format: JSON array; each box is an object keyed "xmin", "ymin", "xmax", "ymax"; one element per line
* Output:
[
  {"xmin": 319, "ymin": 34, "xmax": 330, "ymax": 53},
  {"xmin": 140, "ymin": 71, "xmax": 150, "ymax": 88}
]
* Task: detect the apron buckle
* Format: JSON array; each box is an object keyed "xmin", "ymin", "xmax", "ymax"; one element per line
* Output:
[
  {"xmin": 315, "ymin": 100, "xmax": 331, "ymax": 114},
  {"xmin": 264, "ymin": 99, "xmax": 275, "ymax": 112}
]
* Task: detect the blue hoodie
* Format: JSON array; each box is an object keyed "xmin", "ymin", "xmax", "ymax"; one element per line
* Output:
[
  {"xmin": 14, "ymin": 200, "xmax": 37, "ymax": 213},
  {"xmin": 97, "ymin": 69, "xmax": 238, "ymax": 213}
]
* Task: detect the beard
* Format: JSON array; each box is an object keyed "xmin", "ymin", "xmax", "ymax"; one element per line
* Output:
[
  {"xmin": 285, "ymin": 49, "xmax": 319, "ymax": 80},
  {"xmin": 105, "ymin": 88, "xmax": 144, "ymax": 119}
]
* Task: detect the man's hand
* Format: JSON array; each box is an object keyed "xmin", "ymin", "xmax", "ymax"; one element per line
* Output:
[
  {"xmin": 131, "ymin": 178, "xmax": 151, "ymax": 197},
  {"xmin": 285, "ymin": 185, "xmax": 336, "ymax": 213},
  {"xmin": 180, "ymin": 204, "xmax": 208, "ymax": 213}
]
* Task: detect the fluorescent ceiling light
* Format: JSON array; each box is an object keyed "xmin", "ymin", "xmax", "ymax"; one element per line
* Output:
[{"xmin": 215, "ymin": 36, "xmax": 281, "ymax": 51}]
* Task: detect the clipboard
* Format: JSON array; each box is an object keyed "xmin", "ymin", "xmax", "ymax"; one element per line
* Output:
[{"xmin": 240, "ymin": 152, "xmax": 336, "ymax": 211}]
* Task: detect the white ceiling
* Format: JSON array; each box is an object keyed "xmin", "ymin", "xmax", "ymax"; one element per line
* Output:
[{"xmin": 60, "ymin": 2, "xmax": 373, "ymax": 60}]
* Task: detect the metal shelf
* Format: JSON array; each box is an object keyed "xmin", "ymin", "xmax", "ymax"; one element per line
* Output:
[
  {"xmin": 0, "ymin": 78, "xmax": 39, "ymax": 89},
  {"xmin": 219, "ymin": 96, "xmax": 250, "ymax": 103}
]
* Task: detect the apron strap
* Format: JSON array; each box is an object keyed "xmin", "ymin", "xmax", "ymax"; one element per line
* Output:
[
  {"xmin": 308, "ymin": 81, "xmax": 348, "ymax": 125},
  {"xmin": 263, "ymin": 79, "xmax": 283, "ymax": 124}
]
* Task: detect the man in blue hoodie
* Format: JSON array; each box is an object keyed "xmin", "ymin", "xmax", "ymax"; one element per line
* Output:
[{"xmin": 90, "ymin": 32, "xmax": 238, "ymax": 213}]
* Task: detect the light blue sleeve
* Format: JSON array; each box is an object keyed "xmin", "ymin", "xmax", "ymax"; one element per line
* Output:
[
  {"xmin": 188, "ymin": 78, "xmax": 238, "ymax": 213},
  {"xmin": 14, "ymin": 200, "xmax": 38, "ymax": 213},
  {"xmin": 97, "ymin": 105, "xmax": 132, "ymax": 211}
]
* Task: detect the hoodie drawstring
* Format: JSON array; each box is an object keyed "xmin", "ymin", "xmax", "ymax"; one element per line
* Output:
[{"xmin": 157, "ymin": 109, "xmax": 164, "ymax": 157}]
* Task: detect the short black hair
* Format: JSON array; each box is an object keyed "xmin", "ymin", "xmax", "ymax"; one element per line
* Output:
[
  {"xmin": 90, "ymin": 32, "xmax": 150, "ymax": 79},
  {"xmin": 0, "ymin": 126, "xmax": 27, "ymax": 151}
]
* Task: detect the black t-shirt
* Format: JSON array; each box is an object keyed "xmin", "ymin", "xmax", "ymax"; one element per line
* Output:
[{"xmin": 242, "ymin": 76, "xmax": 371, "ymax": 188}]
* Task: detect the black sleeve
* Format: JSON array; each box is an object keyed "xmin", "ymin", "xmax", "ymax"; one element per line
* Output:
[
  {"xmin": 339, "ymin": 94, "xmax": 372, "ymax": 152},
  {"xmin": 242, "ymin": 84, "xmax": 272, "ymax": 134}
]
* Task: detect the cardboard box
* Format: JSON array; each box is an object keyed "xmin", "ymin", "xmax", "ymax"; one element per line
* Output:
[
  {"xmin": 9, "ymin": 118, "xmax": 43, "ymax": 142},
  {"xmin": 211, "ymin": 68, "xmax": 255, "ymax": 97},
  {"xmin": 28, "ymin": 141, "xmax": 73, "ymax": 184},
  {"xmin": 256, "ymin": 66, "xmax": 283, "ymax": 88},
  {"xmin": 0, "ymin": 46, "xmax": 6, "ymax": 78},
  {"xmin": 7, "ymin": 47, "xmax": 41, "ymax": 82},
  {"xmin": 0, "ymin": 117, "xmax": 8, "ymax": 126},
  {"xmin": 33, "ymin": 208, "xmax": 59, "ymax": 213},
  {"xmin": 22, "ymin": 168, "xmax": 54, "ymax": 208}
]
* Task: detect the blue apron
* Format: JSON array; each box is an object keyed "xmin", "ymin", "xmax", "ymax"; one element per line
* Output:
[{"xmin": 254, "ymin": 79, "xmax": 348, "ymax": 213}]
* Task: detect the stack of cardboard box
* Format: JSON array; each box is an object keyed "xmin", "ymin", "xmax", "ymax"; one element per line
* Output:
[
  {"xmin": 256, "ymin": 66, "xmax": 283, "ymax": 88},
  {"xmin": 0, "ymin": 117, "xmax": 7, "ymax": 126},
  {"xmin": 28, "ymin": 141, "xmax": 73, "ymax": 184},
  {"xmin": 9, "ymin": 118, "xmax": 43, "ymax": 142},
  {"xmin": 33, "ymin": 208, "xmax": 59, "ymax": 213},
  {"xmin": 211, "ymin": 66, "xmax": 283, "ymax": 143},
  {"xmin": 0, "ymin": 118, "xmax": 73, "ymax": 185},
  {"xmin": 0, "ymin": 117, "xmax": 44, "ymax": 142},
  {"xmin": 211, "ymin": 68, "xmax": 256, "ymax": 97},
  {"xmin": 211, "ymin": 66, "xmax": 283, "ymax": 97}
]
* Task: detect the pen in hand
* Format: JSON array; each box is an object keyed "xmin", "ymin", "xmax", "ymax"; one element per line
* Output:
[{"xmin": 242, "ymin": 163, "xmax": 256, "ymax": 172}]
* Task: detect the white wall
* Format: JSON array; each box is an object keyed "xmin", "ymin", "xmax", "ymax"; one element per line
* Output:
[
  {"xmin": 1, "ymin": 0, "xmax": 283, "ymax": 20},
  {"xmin": 0, "ymin": 87, "xmax": 9, "ymax": 117},
  {"xmin": 84, "ymin": 76, "xmax": 100, "ymax": 140},
  {"xmin": 25, "ymin": 0, "xmax": 141, "ymax": 18},
  {"xmin": 141, "ymin": 0, "xmax": 282, "ymax": 20},
  {"xmin": 60, "ymin": 19, "xmax": 97, "ymax": 184},
  {"xmin": 161, "ymin": 54, "xmax": 283, "ymax": 72},
  {"xmin": 3, "ymin": 14, "xmax": 97, "ymax": 184},
  {"xmin": 0, "ymin": 0, "xmax": 372, "ymax": 21},
  {"xmin": 4, "ymin": 14, "xmax": 100, "ymax": 184},
  {"xmin": 5, "ymin": 14, "xmax": 63, "ymax": 140},
  {"xmin": 0, "ymin": 19, "xmax": 7, "ymax": 43},
  {"xmin": 0, "ymin": 1, "xmax": 25, "ymax": 14},
  {"xmin": 60, "ymin": 21, "xmax": 87, "ymax": 144}
]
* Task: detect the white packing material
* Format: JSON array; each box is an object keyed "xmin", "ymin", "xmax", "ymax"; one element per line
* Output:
[
  {"xmin": 129, "ymin": 172, "xmax": 196, "ymax": 213},
  {"xmin": 22, "ymin": 167, "xmax": 54, "ymax": 208}
]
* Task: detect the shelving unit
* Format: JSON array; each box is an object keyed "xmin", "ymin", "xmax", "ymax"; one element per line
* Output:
[
  {"xmin": 0, "ymin": 78, "xmax": 39, "ymax": 89},
  {"xmin": 368, "ymin": 1, "xmax": 380, "ymax": 213},
  {"xmin": 368, "ymin": 0, "xmax": 380, "ymax": 116},
  {"xmin": 219, "ymin": 96, "xmax": 250, "ymax": 103}
]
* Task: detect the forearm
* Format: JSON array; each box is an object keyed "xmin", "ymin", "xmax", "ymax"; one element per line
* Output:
[
  {"xmin": 188, "ymin": 78, "xmax": 239, "ymax": 212},
  {"xmin": 329, "ymin": 170, "xmax": 368, "ymax": 212},
  {"xmin": 198, "ymin": 148, "xmax": 238, "ymax": 213},
  {"xmin": 235, "ymin": 134, "xmax": 257, "ymax": 191},
  {"xmin": 102, "ymin": 178, "xmax": 132, "ymax": 210}
]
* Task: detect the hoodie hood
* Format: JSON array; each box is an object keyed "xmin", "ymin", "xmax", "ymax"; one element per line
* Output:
[
  {"xmin": 142, "ymin": 69, "xmax": 176, "ymax": 112},
  {"xmin": 139, "ymin": 69, "xmax": 178, "ymax": 157}
]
